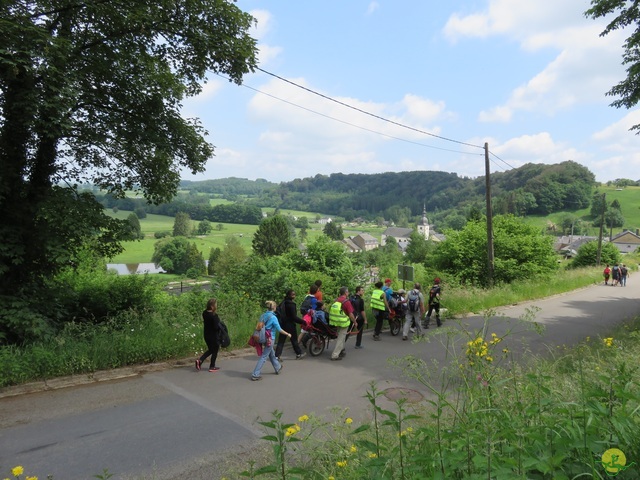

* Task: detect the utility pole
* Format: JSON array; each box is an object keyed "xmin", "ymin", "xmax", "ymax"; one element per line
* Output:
[
  {"xmin": 596, "ymin": 193, "xmax": 605, "ymax": 266},
  {"xmin": 485, "ymin": 143, "xmax": 494, "ymax": 287}
]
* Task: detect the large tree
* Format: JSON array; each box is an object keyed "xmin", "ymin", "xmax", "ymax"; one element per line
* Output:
[
  {"xmin": 586, "ymin": 1, "xmax": 640, "ymax": 132},
  {"xmin": 252, "ymin": 215, "xmax": 296, "ymax": 257},
  {"xmin": 0, "ymin": 1, "xmax": 257, "ymax": 341}
]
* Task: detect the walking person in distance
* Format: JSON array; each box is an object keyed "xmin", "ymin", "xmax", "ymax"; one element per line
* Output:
[{"xmin": 196, "ymin": 298, "xmax": 221, "ymax": 372}]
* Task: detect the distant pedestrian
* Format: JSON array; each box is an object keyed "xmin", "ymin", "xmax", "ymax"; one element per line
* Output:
[
  {"xmin": 329, "ymin": 286, "xmax": 356, "ymax": 361},
  {"xmin": 603, "ymin": 265, "xmax": 611, "ymax": 285},
  {"xmin": 424, "ymin": 278, "xmax": 442, "ymax": 328},
  {"xmin": 196, "ymin": 298, "xmax": 221, "ymax": 372},
  {"xmin": 403, "ymin": 283, "xmax": 425, "ymax": 340},
  {"xmin": 621, "ymin": 264, "xmax": 629, "ymax": 286},
  {"xmin": 251, "ymin": 301, "xmax": 291, "ymax": 381},
  {"xmin": 274, "ymin": 290, "xmax": 306, "ymax": 360},
  {"xmin": 612, "ymin": 263, "xmax": 621, "ymax": 286},
  {"xmin": 350, "ymin": 286, "xmax": 368, "ymax": 349}
]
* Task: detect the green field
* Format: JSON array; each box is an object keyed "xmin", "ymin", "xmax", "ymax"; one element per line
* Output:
[
  {"xmin": 522, "ymin": 185, "xmax": 640, "ymax": 235},
  {"xmin": 106, "ymin": 209, "xmax": 385, "ymax": 263}
]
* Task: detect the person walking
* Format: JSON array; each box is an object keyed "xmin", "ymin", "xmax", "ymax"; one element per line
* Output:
[
  {"xmin": 274, "ymin": 289, "xmax": 306, "ymax": 360},
  {"xmin": 424, "ymin": 278, "xmax": 443, "ymax": 328},
  {"xmin": 371, "ymin": 280, "xmax": 390, "ymax": 341},
  {"xmin": 603, "ymin": 264, "xmax": 611, "ymax": 285},
  {"xmin": 620, "ymin": 264, "xmax": 629, "ymax": 286},
  {"xmin": 196, "ymin": 298, "xmax": 221, "ymax": 372},
  {"xmin": 403, "ymin": 283, "xmax": 425, "ymax": 341},
  {"xmin": 314, "ymin": 279, "xmax": 323, "ymax": 302},
  {"xmin": 612, "ymin": 263, "xmax": 621, "ymax": 286},
  {"xmin": 350, "ymin": 286, "xmax": 368, "ymax": 349},
  {"xmin": 251, "ymin": 301, "xmax": 291, "ymax": 381},
  {"xmin": 329, "ymin": 286, "xmax": 356, "ymax": 361}
]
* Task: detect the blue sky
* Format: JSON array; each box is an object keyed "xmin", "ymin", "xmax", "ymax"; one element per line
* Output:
[{"xmin": 181, "ymin": 0, "xmax": 640, "ymax": 184}]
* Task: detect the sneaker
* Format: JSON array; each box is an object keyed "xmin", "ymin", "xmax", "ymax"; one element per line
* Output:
[
  {"xmin": 339, "ymin": 350, "xmax": 346, "ymax": 357},
  {"xmin": 276, "ymin": 357, "xmax": 282, "ymax": 363},
  {"xmin": 208, "ymin": 366, "xmax": 220, "ymax": 372},
  {"xmin": 373, "ymin": 335, "xmax": 380, "ymax": 341},
  {"xmin": 195, "ymin": 359, "xmax": 202, "ymax": 371},
  {"xmin": 355, "ymin": 345, "xmax": 363, "ymax": 349},
  {"xmin": 402, "ymin": 336, "xmax": 408, "ymax": 341},
  {"xmin": 296, "ymin": 353, "xmax": 306, "ymax": 360},
  {"xmin": 330, "ymin": 357, "xmax": 342, "ymax": 361},
  {"xmin": 251, "ymin": 376, "xmax": 262, "ymax": 381},
  {"xmin": 275, "ymin": 364, "xmax": 283, "ymax": 375},
  {"xmin": 409, "ymin": 327, "xmax": 416, "ymax": 333}
]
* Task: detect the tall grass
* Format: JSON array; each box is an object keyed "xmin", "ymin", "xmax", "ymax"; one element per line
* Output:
[{"xmin": 243, "ymin": 313, "xmax": 640, "ymax": 479}]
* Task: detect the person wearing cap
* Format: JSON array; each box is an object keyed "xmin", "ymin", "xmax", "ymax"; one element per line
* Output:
[
  {"xmin": 403, "ymin": 283, "xmax": 425, "ymax": 340},
  {"xmin": 382, "ymin": 278, "xmax": 394, "ymax": 303},
  {"xmin": 424, "ymin": 278, "xmax": 442, "ymax": 328}
]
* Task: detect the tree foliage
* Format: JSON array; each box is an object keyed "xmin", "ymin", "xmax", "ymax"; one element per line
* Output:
[
  {"xmin": 151, "ymin": 237, "xmax": 204, "ymax": 275},
  {"xmin": 571, "ymin": 241, "xmax": 621, "ymax": 268},
  {"xmin": 0, "ymin": 0, "xmax": 258, "ymax": 343},
  {"xmin": 252, "ymin": 215, "xmax": 296, "ymax": 257},
  {"xmin": 173, "ymin": 212, "xmax": 192, "ymax": 237},
  {"xmin": 432, "ymin": 215, "xmax": 558, "ymax": 286},
  {"xmin": 323, "ymin": 221, "xmax": 344, "ymax": 240},
  {"xmin": 586, "ymin": 0, "xmax": 640, "ymax": 132}
]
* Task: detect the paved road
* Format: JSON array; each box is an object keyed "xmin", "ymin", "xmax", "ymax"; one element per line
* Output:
[{"xmin": 1, "ymin": 280, "xmax": 639, "ymax": 479}]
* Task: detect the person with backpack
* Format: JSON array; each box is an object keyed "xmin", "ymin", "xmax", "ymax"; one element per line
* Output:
[
  {"xmin": 612, "ymin": 263, "xmax": 621, "ymax": 286},
  {"xmin": 299, "ymin": 285, "xmax": 318, "ymax": 315},
  {"xmin": 274, "ymin": 289, "xmax": 307, "ymax": 361},
  {"xmin": 350, "ymin": 286, "xmax": 368, "ymax": 349},
  {"xmin": 371, "ymin": 280, "xmax": 390, "ymax": 341},
  {"xmin": 195, "ymin": 298, "xmax": 222, "ymax": 372},
  {"xmin": 621, "ymin": 264, "xmax": 629, "ymax": 286},
  {"xmin": 402, "ymin": 283, "xmax": 425, "ymax": 341},
  {"xmin": 329, "ymin": 286, "xmax": 356, "ymax": 361},
  {"xmin": 251, "ymin": 300, "xmax": 292, "ymax": 381},
  {"xmin": 603, "ymin": 265, "xmax": 611, "ymax": 285},
  {"xmin": 424, "ymin": 278, "xmax": 443, "ymax": 328}
]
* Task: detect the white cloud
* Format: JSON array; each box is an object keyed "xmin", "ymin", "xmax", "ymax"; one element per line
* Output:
[
  {"xmin": 366, "ymin": 2, "xmax": 380, "ymax": 15},
  {"xmin": 249, "ymin": 10, "xmax": 273, "ymax": 41}
]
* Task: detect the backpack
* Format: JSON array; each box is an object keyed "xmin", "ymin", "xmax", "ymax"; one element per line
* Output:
[
  {"xmin": 621, "ymin": 266, "xmax": 628, "ymax": 275},
  {"xmin": 300, "ymin": 294, "xmax": 315, "ymax": 315},
  {"xmin": 407, "ymin": 290, "xmax": 420, "ymax": 312},
  {"xmin": 217, "ymin": 320, "xmax": 231, "ymax": 348},
  {"xmin": 275, "ymin": 301, "xmax": 286, "ymax": 321},
  {"xmin": 349, "ymin": 295, "xmax": 360, "ymax": 314}
]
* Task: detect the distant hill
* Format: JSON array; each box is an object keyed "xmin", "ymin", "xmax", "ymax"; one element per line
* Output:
[{"xmin": 181, "ymin": 161, "xmax": 598, "ymax": 220}]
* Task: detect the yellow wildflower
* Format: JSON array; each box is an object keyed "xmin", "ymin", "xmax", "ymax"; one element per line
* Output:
[
  {"xmin": 406, "ymin": 427, "xmax": 413, "ymax": 433},
  {"xmin": 285, "ymin": 426, "xmax": 297, "ymax": 437},
  {"xmin": 298, "ymin": 414, "xmax": 310, "ymax": 422},
  {"xmin": 336, "ymin": 460, "xmax": 348, "ymax": 467},
  {"xmin": 26, "ymin": 477, "xmax": 38, "ymax": 480},
  {"xmin": 12, "ymin": 467, "xmax": 24, "ymax": 477},
  {"xmin": 350, "ymin": 444, "xmax": 358, "ymax": 453},
  {"xmin": 502, "ymin": 348, "xmax": 509, "ymax": 354},
  {"xmin": 329, "ymin": 477, "xmax": 336, "ymax": 480},
  {"xmin": 369, "ymin": 452, "xmax": 378, "ymax": 458},
  {"xmin": 603, "ymin": 337, "xmax": 614, "ymax": 347},
  {"xmin": 345, "ymin": 417, "xmax": 353, "ymax": 425}
]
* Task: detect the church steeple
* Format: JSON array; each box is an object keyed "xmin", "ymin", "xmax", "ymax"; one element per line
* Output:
[{"xmin": 417, "ymin": 204, "xmax": 430, "ymax": 239}]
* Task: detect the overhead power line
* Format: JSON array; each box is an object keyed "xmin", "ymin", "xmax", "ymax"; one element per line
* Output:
[{"xmin": 256, "ymin": 67, "xmax": 485, "ymax": 151}]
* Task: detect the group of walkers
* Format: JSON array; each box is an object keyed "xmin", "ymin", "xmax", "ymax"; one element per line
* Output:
[
  {"xmin": 603, "ymin": 263, "xmax": 630, "ymax": 286},
  {"xmin": 195, "ymin": 277, "xmax": 443, "ymax": 381}
]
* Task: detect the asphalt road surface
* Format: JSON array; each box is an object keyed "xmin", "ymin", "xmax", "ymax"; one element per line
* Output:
[{"xmin": 1, "ymin": 279, "xmax": 639, "ymax": 479}]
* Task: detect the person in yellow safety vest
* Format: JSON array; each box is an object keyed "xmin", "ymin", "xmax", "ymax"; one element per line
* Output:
[
  {"xmin": 371, "ymin": 280, "xmax": 390, "ymax": 341},
  {"xmin": 329, "ymin": 286, "xmax": 356, "ymax": 361}
]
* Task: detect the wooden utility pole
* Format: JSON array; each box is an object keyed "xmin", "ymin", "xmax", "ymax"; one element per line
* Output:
[
  {"xmin": 485, "ymin": 143, "xmax": 494, "ymax": 287},
  {"xmin": 596, "ymin": 193, "xmax": 605, "ymax": 266}
]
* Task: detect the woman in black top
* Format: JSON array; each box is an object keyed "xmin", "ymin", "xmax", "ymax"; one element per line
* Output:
[
  {"xmin": 196, "ymin": 298, "xmax": 221, "ymax": 372},
  {"xmin": 274, "ymin": 289, "xmax": 306, "ymax": 360}
]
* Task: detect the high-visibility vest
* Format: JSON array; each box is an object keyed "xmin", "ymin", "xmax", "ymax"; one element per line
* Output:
[
  {"xmin": 371, "ymin": 289, "xmax": 386, "ymax": 311},
  {"xmin": 329, "ymin": 299, "xmax": 350, "ymax": 327}
]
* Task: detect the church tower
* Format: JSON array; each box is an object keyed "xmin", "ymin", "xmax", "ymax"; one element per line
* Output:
[{"xmin": 417, "ymin": 204, "xmax": 430, "ymax": 240}]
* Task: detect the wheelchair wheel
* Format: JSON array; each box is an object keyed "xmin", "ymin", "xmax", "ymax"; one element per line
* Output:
[{"xmin": 308, "ymin": 335, "xmax": 325, "ymax": 356}]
